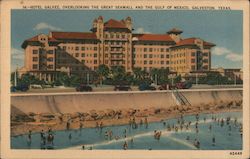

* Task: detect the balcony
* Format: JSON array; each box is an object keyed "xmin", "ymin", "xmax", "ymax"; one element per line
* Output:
[
  {"xmin": 110, "ymin": 44, "xmax": 123, "ymax": 48},
  {"xmin": 110, "ymin": 56, "xmax": 124, "ymax": 61},
  {"xmin": 110, "ymin": 50, "xmax": 123, "ymax": 54}
]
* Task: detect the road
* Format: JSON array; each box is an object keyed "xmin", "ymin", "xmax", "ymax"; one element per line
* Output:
[{"xmin": 11, "ymin": 84, "xmax": 243, "ymax": 95}]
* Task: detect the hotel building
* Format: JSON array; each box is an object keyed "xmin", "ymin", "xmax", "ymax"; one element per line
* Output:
[{"xmin": 19, "ymin": 16, "xmax": 215, "ymax": 82}]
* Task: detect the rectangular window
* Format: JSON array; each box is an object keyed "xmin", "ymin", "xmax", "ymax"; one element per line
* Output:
[
  {"xmin": 149, "ymin": 48, "xmax": 153, "ymax": 52},
  {"xmin": 191, "ymin": 65, "xmax": 196, "ymax": 70},
  {"xmin": 149, "ymin": 61, "xmax": 153, "ymax": 64},
  {"xmin": 32, "ymin": 64, "xmax": 38, "ymax": 69},
  {"xmin": 192, "ymin": 52, "xmax": 196, "ymax": 56},
  {"xmin": 105, "ymin": 54, "xmax": 108, "ymax": 58},
  {"xmin": 161, "ymin": 54, "xmax": 164, "ymax": 58},
  {"xmin": 75, "ymin": 53, "xmax": 79, "ymax": 57},
  {"xmin": 203, "ymin": 59, "xmax": 208, "ymax": 63},
  {"xmin": 203, "ymin": 53, "xmax": 209, "ymax": 57},
  {"xmin": 94, "ymin": 60, "xmax": 97, "ymax": 64},
  {"xmin": 144, "ymin": 48, "xmax": 147, "ymax": 52},
  {"xmin": 166, "ymin": 61, "xmax": 169, "ymax": 64},
  {"xmin": 81, "ymin": 47, "xmax": 85, "ymax": 51},
  {"xmin": 81, "ymin": 60, "xmax": 85, "ymax": 64},
  {"xmin": 62, "ymin": 46, "xmax": 66, "ymax": 50},
  {"xmin": 94, "ymin": 53, "xmax": 97, "ymax": 58},
  {"xmin": 94, "ymin": 47, "xmax": 98, "ymax": 51},
  {"xmin": 149, "ymin": 54, "xmax": 153, "ymax": 58},
  {"xmin": 161, "ymin": 61, "xmax": 164, "ymax": 64},
  {"xmin": 144, "ymin": 61, "xmax": 147, "ymax": 64},
  {"xmin": 75, "ymin": 47, "xmax": 79, "ymax": 51},
  {"xmin": 48, "ymin": 65, "xmax": 53, "ymax": 69},
  {"xmin": 33, "ymin": 50, "xmax": 38, "ymax": 54},
  {"xmin": 81, "ymin": 53, "xmax": 85, "ymax": 57},
  {"xmin": 32, "ymin": 57, "xmax": 38, "ymax": 62},
  {"xmin": 161, "ymin": 48, "xmax": 164, "ymax": 52},
  {"xmin": 47, "ymin": 57, "xmax": 53, "ymax": 62},
  {"xmin": 144, "ymin": 54, "xmax": 147, "ymax": 58},
  {"xmin": 191, "ymin": 59, "xmax": 196, "ymax": 63}
]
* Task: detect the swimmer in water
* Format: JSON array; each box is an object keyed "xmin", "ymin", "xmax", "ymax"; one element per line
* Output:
[
  {"xmin": 212, "ymin": 135, "xmax": 216, "ymax": 146},
  {"xmin": 82, "ymin": 145, "xmax": 85, "ymax": 150},
  {"xmin": 209, "ymin": 124, "xmax": 212, "ymax": 132},
  {"xmin": 123, "ymin": 141, "xmax": 128, "ymax": 150},
  {"xmin": 68, "ymin": 133, "xmax": 72, "ymax": 141},
  {"xmin": 145, "ymin": 117, "xmax": 148, "ymax": 129}
]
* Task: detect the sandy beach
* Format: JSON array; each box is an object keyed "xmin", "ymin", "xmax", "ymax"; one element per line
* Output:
[{"xmin": 11, "ymin": 100, "xmax": 242, "ymax": 136}]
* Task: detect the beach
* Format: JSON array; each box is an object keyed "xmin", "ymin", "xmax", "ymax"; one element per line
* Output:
[{"xmin": 11, "ymin": 100, "xmax": 242, "ymax": 136}]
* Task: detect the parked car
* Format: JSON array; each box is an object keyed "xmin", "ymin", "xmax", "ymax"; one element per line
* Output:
[
  {"xmin": 138, "ymin": 84, "xmax": 156, "ymax": 91},
  {"xmin": 76, "ymin": 84, "xmax": 93, "ymax": 92},
  {"xmin": 175, "ymin": 81, "xmax": 192, "ymax": 89},
  {"xmin": 158, "ymin": 84, "xmax": 170, "ymax": 90},
  {"xmin": 114, "ymin": 85, "xmax": 132, "ymax": 91},
  {"xmin": 11, "ymin": 84, "xmax": 29, "ymax": 92}
]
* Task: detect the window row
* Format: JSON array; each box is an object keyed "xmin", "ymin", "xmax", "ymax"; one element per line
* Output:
[
  {"xmin": 62, "ymin": 46, "xmax": 98, "ymax": 51},
  {"xmin": 105, "ymin": 33, "xmax": 130, "ymax": 39},
  {"xmin": 141, "ymin": 60, "xmax": 170, "ymax": 65}
]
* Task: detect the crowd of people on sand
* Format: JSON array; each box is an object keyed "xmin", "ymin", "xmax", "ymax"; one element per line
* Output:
[{"xmin": 24, "ymin": 113, "xmax": 242, "ymax": 150}]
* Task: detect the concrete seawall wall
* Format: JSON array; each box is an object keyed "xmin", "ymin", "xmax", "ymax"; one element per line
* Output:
[{"xmin": 11, "ymin": 89, "xmax": 243, "ymax": 114}]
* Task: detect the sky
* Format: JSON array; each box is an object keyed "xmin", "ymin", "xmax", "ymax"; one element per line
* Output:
[{"xmin": 11, "ymin": 10, "xmax": 243, "ymax": 71}]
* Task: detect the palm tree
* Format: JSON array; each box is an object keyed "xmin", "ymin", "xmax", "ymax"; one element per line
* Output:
[
  {"xmin": 132, "ymin": 67, "xmax": 142, "ymax": 79},
  {"xmin": 96, "ymin": 64, "xmax": 110, "ymax": 85}
]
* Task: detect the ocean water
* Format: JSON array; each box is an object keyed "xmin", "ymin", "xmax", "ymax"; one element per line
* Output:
[{"xmin": 11, "ymin": 111, "xmax": 242, "ymax": 150}]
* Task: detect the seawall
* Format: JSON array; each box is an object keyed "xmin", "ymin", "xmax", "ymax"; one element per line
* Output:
[{"xmin": 11, "ymin": 88, "xmax": 243, "ymax": 115}]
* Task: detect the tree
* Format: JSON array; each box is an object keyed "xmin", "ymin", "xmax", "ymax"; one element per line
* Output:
[
  {"xmin": 110, "ymin": 66, "xmax": 126, "ymax": 85},
  {"xmin": 174, "ymin": 75, "xmax": 182, "ymax": 83},
  {"xmin": 149, "ymin": 68, "xmax": 169, "ymax": 85},
  {"xmin": 96, "ymin": 64, "xmax": 110, "ymax": 85},
  {"xmin": 132, "ymin": 67, "xmax": 143, "ymax": 80}
]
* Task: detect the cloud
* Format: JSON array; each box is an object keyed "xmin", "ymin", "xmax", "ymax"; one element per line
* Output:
[
  {"xmin": 11, "ymin": 48, "xmax": 24, "ymax": 60},
  {"xmin": 33, "ymin": 22, "xmax": 62, "ymax": 31},
  {"xmin": 212, "ymin": 46, "xmax": 242, "ymax": 62},
  {"xmin": 212, "ymin": 47, "xmax": 231, "ymax": 55},
  {"xmin": 225, "ymin": 53, "xmax": 242, "ymax": 62},
  {"xmin": 134, "ymin": 27, "xmax": 151, "ymax": 34}
]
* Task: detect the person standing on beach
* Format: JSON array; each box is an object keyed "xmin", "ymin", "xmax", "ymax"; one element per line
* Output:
[
  {"xmin": 100, "ymin": 122, "xmax": 103, "ymax": 132},
  {"xmin": 123, "ymin": 129, "xmax": 127, "ymax": 138},
  {"xmin": 40, "ymin": 130, "xmax": 45, "ymax": 139},
  {"xmin": 66, "ymin": 121, "xmax": 70, "ymax": 130},
  {"xmin": 140, "ymin": 119, "xmax": 143, "ymax": 127},
  {"xmin": 220, "ymin": 119, "xmax": 224, "ymax": 127},
  {"xmin": 145, "ymin": 117, "xmax": 148, "ymax": 129},
  {"xmin": 95, "ymin": 122, "xmax": 99, "ymax": 132}
]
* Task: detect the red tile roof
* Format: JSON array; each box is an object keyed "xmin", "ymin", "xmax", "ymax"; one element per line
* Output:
[
  {"xmin": 204, "ymin": 41, "xmax": 216, "ymax": 46},
  {"xmin": 174, "ymin": 38, "xmax": 215, "ymax": 48},
  {"xmin": 24, "ymin": 35, "xmax": 58, "ymax": 42},
  {"xmin": 167, "ymin": 28, "xmax": 183, "ymax": 34},
  {"xmin": 51, "ymin": 32, "xmax": 97, "ymax": 40},
  {"xmin": 175, "ymin": 38, "xmax": 196, "ymax": 46},
  {"xmin": 25, "ymin": 35, "xmax": 39, "ymax": 42},
  {"xmin": 134, "ymin": 34, "xmax": 174, "ymax": 42},
  {"xmin": 104, "ymin": 19, "xmax": 127, "ymax": 29}
]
